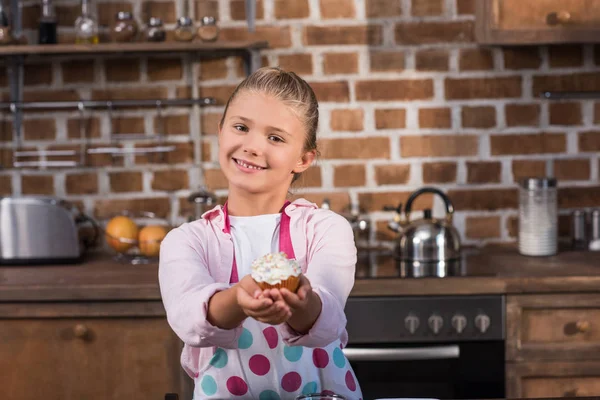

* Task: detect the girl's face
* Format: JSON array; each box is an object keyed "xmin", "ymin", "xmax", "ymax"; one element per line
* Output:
[{"xmin": 218, "ymin": 91, "xmax": 315, "ymax": 196}]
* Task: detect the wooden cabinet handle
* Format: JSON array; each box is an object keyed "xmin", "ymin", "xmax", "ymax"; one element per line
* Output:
[
  {"xmin": 546, "ymin": 11, "xmax": 572, "ymax": 25},
  {"xmin": 73, "ymin": 324, "xmax": 89, "ymax": 339},
  {"xmin": 576, "ymin": 320, "xmax": 591, "ymax": 333}
]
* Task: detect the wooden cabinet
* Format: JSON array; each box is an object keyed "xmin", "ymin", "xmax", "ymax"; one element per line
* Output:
[
  {"xmin": 506, "ymin": 294, "xmax": 600, "ymax": 398},
  {"xmin": 476, "ymin": 0, "xmax": 600, "ymax": 44},
  {"xmin": 0, "ymin": 301, "xmax": 191, "ymax": 400}
]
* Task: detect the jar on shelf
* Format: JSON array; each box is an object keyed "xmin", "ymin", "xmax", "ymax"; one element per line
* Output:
[
  {"xmin": 111, "ymin": 11, "xmax": 138, "ymax": 43},
  {"xmin": 174, "ymin": 16, "xmax": 195, "ymax": 42},
  {"xmin": 518, "ymin": 177, "xmax": 558, "ymax": 256},
  {"xmin": 197, "ymin": 16, "xmax": 219, "ymax": 42},
  {"xmin": 0, "ymin": 0, "xmax": 11, "ymax": 45},
  {"xmin": 74, "ymin": 0, "xmax": 99, "ymax": 44},
  {"xmin": 145, "ymin": 17, "xmax": 165, "ymax": 42}
]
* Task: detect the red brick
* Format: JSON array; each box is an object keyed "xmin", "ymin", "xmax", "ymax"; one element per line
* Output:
[
  {"xmin": 295, "ymin": 166, "xmax": 322, "ymax": 188},
  {"xmin": 491, "ymin": 133, "xmax": 566, "ymax": 155},
  {"xmin": 55, "ymin": 4, "xmax": 80, "ymax": 26},
  {"xmin": 278, "ymin": 54, "xmax": 313, "ymax": 75},
  {"xmin": 415, "ymin": 49, "xmax": 449, "ymax": 71},
  {"xmin": 155, "ymin": 115, "xmax": 190, "ymax": 135},
  {"xmin": 549, "ymin": 102, "xmax": 582, "ymax": 125},
  {"xmin": 144, "ymin": 1, "xmax": 177, "ymax": 23},
  {"xmin": 201, "ymin": 112, "xmax": 221, "ymax": 136},
  {"xmin": 94, "ymin": 198, "xmax": 170, "ymax": 219},
  {"xmin": 152, "ymin": 169, "xmax": 189, "ymax": 191},
  {"xmin": 202, "ymin": 140, "xmax": 212, "ymax": 162},
  {"xmin": 512, "ymin": 160, "xmax": 546, "ymax": 182},
  {"xmin": 321, "ymin": 137, "xmax": 390, "ymax": 159},
  {"xmin": 66, "ymin": 172, "xmax": 98, "ymax": 195},
  {"xmin": 67, "ymin": 117, "xmax": 101, "ymax": 139},
  {"xmin": 594, "ymin": 102, "xmax": 600, "ymax": 123},
  {"xmin": 330, "ymin": 109, "xmax": 364, "ymax": 131},
  {"xmin": 467, "ymin": 161, "xmax": 501, "ymax": 183},
  {"xmin": 0, "ymin": 175, "xmax": 12, "ymax": 195},
  {"xmin": 466, "ymin": 216, "xmax": 501, "ymax": 239},
  {"xmin": 462, "ymin": 106, "xmax": 496, "ymax": 128},
  {"xmin": 411, "ymin": 0, "xmax": 444, "ymax": 16},
  {"xmin": 274, "ymin": 0, "xmax": 309, "ymax": 18},
  {"xmin": 358, "ymin": 191, "xmax": 433, "ymax": 213},
  {"xmin": 135, "ymin": 142, "xmax": 194, "ymax": 165},
  {"xmin": 97, "ymin": 2, "xmax": 133, "ymax": 26},
  {"xmin": 554, "ymin": 159, "xmax": 590, "ymax": 181},
  {"xmin": 457, "ymin": 0, "xmax": 475, "ymax": 15},
  {"xmin": 23, "ymin": 90, "xmax": 80, "ymax": 102},
  {"xmin": 422, "ymin": 162, "xmax": 457, "ymax": 183},
  {"xmin": 323, "ymin": 53, "xmax": 359, "ymax": 75},
  {"xmin": 579, "ymin": 131, "xmax": 600, "ymax": 152},
  {"xmin": 459, "ymin": 49, "xmax": 494, "ymax": 71},
  {"xmin": 333, "ymin": 164, "xmax": 366, "ymax": 187},
  {"xmin": 370, "ymin": 51, "xmax": 404, "ymax": 72},
  {"xmin": 304, "ymin": 25, "xmax": 383, "ymax": 46},
  {"xmin": 366, "ymin": 0, "xmax": 403, "ymax": 17},
  {"xmin": 401, "ymin": 135, "xmax": 478, "ymax": 157},
  {"xmin": 418, "ymin": 108, "xmax": 451, "ymax": 129},
  {"xmin": 220, "ymin": 26, "xmax": 292, "ymax": 48},
  {"xmin": 24, "ymin": 63, "xmax": 53, "ymax": 86},
  {"xmin": 558, "ymin": 186, "xmax": 600, "ymax": 209},
  {"xmin": 503, "ymin": 47, "xmax": 541, "ymax": 69},
  {"xmin": 533, "ymin": 73, "xmax": 600, "ymax": 94},
  {"xmin": 23, "ymin": 119, "xmax": 56, "ymax": 141},
  {"xmin": 320, "ymin": 0, "xmax": 356, "ymax": 18},
  {"xmin": 105, "ymin": 59, "xmax": 141, "ymax": 82},
  {"xmin": 230, "ymin": 0, "xmax": 264, "ymax": 20},
  {"xmin": 92, "ymin": 87, "xmax": 168, "ymax": 101},
  {"xmin": 111, "ymin": 117, "xmax": 145, "ymax": 135},
  {"xmin": 505, "ymin": 104, "xmax": 540, "ymax": 127},
  {"xmin": 199, "ymin": 59, "xmax": 228, "ymax": 81},
  {"xmin": 109, "ymin": 171, "xmax": 143, "ymax": 193},
  {"xmin": 375, "ymin": 109, "xmax": 406, "ymax": 129},
  {"xmin": 22, "ymin": 175, "xmax": 54, "ymax": 195},
  {"xmin": 0, "ymin": 149, "xmax": 12, "ymax": 169},
  {"xmin": 446, "ymin": 188, "xmax": 518, "ymax": 211},
  {"xmin": 394, "ymin": 21, "xmax": 473, "ymax": 45},
  {"xmin": 204, "ymin": 169, "xmax": 228, "ymax": 190},
  {"xmin": 309, "ymin": 81, "xmax": 350, "ymax": 102},
  {"xmin": 375, "ymin": 164, "xmax": 411, "ymax": 185},
  {"xmin": 356, "ymin": 79, "xmax": 434, "ymax": 101},
  {"xmin": 200, "ymin": 85, "xmax": 237, "ymax": 105},
  {"xmin": 445, "ymin": 77, "xmax": 521, "ymax": 99},
  {"xmin": 548, "ymin": 45, "xmax": 584, "ymax": 68},
  {"xmin": 148, "ymin": 58, "xmax": 183, "ymax": 81}
]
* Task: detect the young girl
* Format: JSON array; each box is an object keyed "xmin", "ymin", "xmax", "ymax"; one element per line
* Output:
[{"xmin": 159, "ymin": 67, "xmax": 362, "ymax": 399}]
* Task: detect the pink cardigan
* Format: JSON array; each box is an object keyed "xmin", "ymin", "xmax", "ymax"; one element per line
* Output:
[{"xmin": 158, "ymin": 198, "xmax": 357, "ymax": 377}]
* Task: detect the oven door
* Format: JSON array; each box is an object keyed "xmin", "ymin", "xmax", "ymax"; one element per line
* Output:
[{"xmin": 343, "ymin": 341, "xmax": 505, "ymax": 400}]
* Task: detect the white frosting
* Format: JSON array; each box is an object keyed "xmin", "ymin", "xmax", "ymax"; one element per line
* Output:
[{"xmin": 250, "ymin": 252, "xmax": 301, "ymax": 285}]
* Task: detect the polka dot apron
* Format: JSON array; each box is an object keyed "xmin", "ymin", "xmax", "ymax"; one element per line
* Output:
[{"xmin": 193, "ymin": 202, "xmax": 362, "ymax": 399}]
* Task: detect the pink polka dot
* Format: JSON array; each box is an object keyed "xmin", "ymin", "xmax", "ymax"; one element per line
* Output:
[
  {"xmin": 249, "ymin": 354, "xmax": 270, "ymax": 376},
  {"xmin": 345, "ymin": 370, "xmax": 357, "ymax": 391},
  {"xmin": 263, "ymin": 326, "xmax": 278, "ymax": 349},
  {"xmin": 226, "ymin": 376, "xmax": 248, "ymax": 396},
  {"xmin": 312, "ymin": 348, "xmax": 329, "ymax": 368},
  {"xmin": 321, "ymin": 390, "xmax": 336, "ymax": 396},
  {"xmin": 281, "ymin": 371, "xmax": 302, "ymax": 392}
]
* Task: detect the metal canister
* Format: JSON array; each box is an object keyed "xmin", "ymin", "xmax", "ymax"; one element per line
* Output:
[{"xmin": 572, "ymin": 210, "xmax": 588, "ymax": 250}]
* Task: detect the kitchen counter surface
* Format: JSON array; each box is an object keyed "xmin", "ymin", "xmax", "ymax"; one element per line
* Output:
[{"xmin": 1, "ymin": 244, "xmax": 600, "ymax": 301}]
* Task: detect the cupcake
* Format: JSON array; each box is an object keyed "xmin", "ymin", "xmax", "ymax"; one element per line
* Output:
[{"xmin": 251, "ymin": 252, "xmax": 302, "ymax": 293}]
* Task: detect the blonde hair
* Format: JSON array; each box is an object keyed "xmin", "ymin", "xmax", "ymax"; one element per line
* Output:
[{"xmin": 219, "ymin": 67, "xmax": 319, "ymax": 183}]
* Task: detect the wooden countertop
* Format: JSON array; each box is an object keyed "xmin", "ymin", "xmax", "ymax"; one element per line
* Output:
[{"xmin": 1, "ymin": 244, "xmax": 600, "ymax": 301}]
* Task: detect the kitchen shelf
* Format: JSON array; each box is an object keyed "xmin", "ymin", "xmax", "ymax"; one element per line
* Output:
[{"xmin": 0, "ymin": 40, "xmax": 268, "ymax": 57}]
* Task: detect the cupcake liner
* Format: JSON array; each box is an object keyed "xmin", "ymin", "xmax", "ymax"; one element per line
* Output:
[{"xmin": 256, "ymin": 275, "xmax": 300, "ymax": 293}]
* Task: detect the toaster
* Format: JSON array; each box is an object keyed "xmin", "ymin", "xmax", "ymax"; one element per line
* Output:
[{"xmin": 0, "ymin": 196, "xmax": 98, "ymax": 265}]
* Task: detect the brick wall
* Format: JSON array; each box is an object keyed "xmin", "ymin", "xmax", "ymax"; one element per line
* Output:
[{"xmin": 1, "ymin": 0, "xmax": 600, "ymax": 246}]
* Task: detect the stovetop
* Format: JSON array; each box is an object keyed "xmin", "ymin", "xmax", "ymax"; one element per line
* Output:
[{"xmin": 355, "ymin": 247, "xmax": 498, "ymax": 279}]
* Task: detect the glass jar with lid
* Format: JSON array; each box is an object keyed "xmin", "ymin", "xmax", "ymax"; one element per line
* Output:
[
  {"xmin": 174, "ymin": 16, "xmax": 195, "ymax": 42},
  {"xmin": 145, "ymin": 17, "xmax": 166, "ymax": 42},
  {"xmin": 111, "ymin": 11, "xmax": 138, "ymax": 42},
  {"xmin": 518, "ymin": 177, "xmax": 558, "ymax": 256},
  {"xmin": 197, "ymin": 16, "xmax": 219, "ymax": 42}
]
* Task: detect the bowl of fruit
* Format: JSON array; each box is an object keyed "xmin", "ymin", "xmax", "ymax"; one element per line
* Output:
[{"xmin": 103, "ymin": 211, "xmax": 170, "ymax": 264}]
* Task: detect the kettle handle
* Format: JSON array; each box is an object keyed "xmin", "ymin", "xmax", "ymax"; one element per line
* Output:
[{"xmin": 404, "ymin": 187, "xmax": 455, "ymax": 223}]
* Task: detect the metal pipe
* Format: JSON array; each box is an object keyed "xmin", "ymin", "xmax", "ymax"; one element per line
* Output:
[
  {"xmin": 342, "ymin": 345, "xmax": 460, "ymax": 362},
  {"xmin": 0, "ymin": 97, "xmax": 216, "ymax": 111},
  {"xmin": 541, "ymin": 91, "xmax": 600, "ymax": 100}
]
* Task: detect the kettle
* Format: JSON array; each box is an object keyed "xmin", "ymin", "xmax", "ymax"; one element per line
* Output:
[{"xmin": 386, "ymin": 187, "xmax": 461, "ymax": 277}]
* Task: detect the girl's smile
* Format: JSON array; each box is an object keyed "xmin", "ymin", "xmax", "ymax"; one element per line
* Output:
[{"xmin": 232, "ymin": 157, "xmax": 267, "ymax": 172}]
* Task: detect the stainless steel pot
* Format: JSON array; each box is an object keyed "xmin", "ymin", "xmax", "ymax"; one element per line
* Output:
[{"xmin": 387, "ymin": 187, "xmax": 461, "ymax": 277}]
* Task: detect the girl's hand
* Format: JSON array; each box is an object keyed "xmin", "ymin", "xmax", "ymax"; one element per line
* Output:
[
  {"xmin": 279, "ymin": 275, "xmax": 313, "ymax": 312},
  {"xmin": 236, "ymin": 275, "xmax": 291, "ymax": 325}
]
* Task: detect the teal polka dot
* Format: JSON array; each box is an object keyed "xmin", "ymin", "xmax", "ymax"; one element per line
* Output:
[
  {"xmin": 200, "ymin": 375, "xmax": 217, "ymax": 396},
  {"xmin": 283, "ymin": 344, "xmax": 303, "ymax": 362},
  {"xmin": 209, "ymin": 348, "xmax": 228, "ymax": 368},
  {"xmin": 302, "ymin": 381, "xmax": 318, "ymax": 394},
  {"xmin": 259, "ymin": 390, "xmax": 281, "ymax": 400},
  {"xmin": 238, "ymin": 328, "xmax": 253, "ymax": 349},
  {"xmin": 333, "ymin": 347, "xmax": 346, "ymax": 368}
]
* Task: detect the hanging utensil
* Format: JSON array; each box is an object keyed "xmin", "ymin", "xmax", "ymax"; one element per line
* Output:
[{"xmin": 245, "ymin": 0, "xmax": 255, "ymax": 32}]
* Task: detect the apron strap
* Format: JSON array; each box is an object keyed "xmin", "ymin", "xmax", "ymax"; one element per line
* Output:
[{"xmin": 224, "ymin": 201, "xmax": 295, "ymax": 284}]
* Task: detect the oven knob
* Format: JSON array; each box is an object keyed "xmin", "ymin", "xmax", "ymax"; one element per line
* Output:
[
  {"xmin": 428, "ymin": 314, "xmax": 444, "ymax": 335},
  {"xmin": 451, "ymin": 314, "xmax": 467, "ymax": 334},
  {"xmin": 475, "ymin": 314, "xmax": 491, "ymax": 333},
  {"xmin": 404, "ymin": 314, "xmax": 420, "ymax": 334}
]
